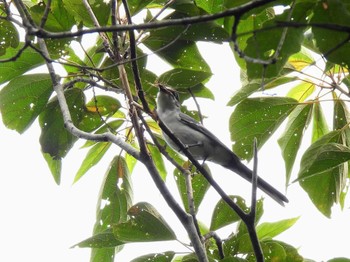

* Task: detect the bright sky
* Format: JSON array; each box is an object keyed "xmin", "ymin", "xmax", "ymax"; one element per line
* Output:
[{"xmin": 1, "ymin": 40, "xmax": 350, "ymax": 262}]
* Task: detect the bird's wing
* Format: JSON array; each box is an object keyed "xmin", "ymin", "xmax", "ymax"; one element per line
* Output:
[{"xmin": 178, "ymin": 112, "xmax": 233, "ymax": 152}]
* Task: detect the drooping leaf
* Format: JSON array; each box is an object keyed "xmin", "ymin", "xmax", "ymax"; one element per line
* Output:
[
  {"xmin": 230, "ymin": 97, "xmax": 298, "ymax": 160},
  {"xmin": 42, "ymin": 152, "xmax": 62, "ymax": 185},
  {"xmin": 148, "ymin": 144, "xmax": 167, "ymax": 180},
  {"xmin": 130, "ymin": 251, "xmax": 175, "ymax": 262},
  {"xmin": 312, "ymin": 101, "xmax": 330, "ymax": 143},
  {"xmin": 311, "ymin": 0, "xmax": 350, "ymax": 68},
  {"xmin": 297, "ymin": 134, "xmax": 350, "ymax": 181},
  {"xmin": 0, "ymin": 43, "xmax": 44, "ymax": 85},
  {"xmin": 74, "ymin": 142, "xmax": 112, "ymax": 183},
  {"xmin": 297, "ymin": 131, "xmax": 348, "ymax": 216},
  {"xmin": 278, "ymin": 104, "xmax": 313, "ymax": 184},
  {"xmin": 0, "ymin": 74, "xmax": 53, "ymax": 133},
  {"xmin": 39, "ymin": 88, "xmax": 85, "ymax": 159},
  {"xmin": 174, "ymin": 162, "xmax": 210, "ymax": 214},
  {"xmin": 210, "ymin": 195, "xmax": 249, "ymax": 231},
  {"xmin": 90, "ymin": 156, "xmax": 133, "ymax": 261},
  {"xmin": 256, "ymin": 217, "xmax": 299, "ymax": 240},
  {"xmin": 113, "ymin": 202, "xmax": 176, "ymax": 242}
]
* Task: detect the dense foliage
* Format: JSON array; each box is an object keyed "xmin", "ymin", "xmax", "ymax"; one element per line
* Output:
[{"xmin": 1, "ymin": 0, "xmax": 350, "ymax": 261}]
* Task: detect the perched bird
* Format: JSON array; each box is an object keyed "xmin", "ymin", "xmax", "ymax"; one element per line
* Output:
[{"xmin": 156, "ymin": 84, "xmax": 288, "ymax": 206}]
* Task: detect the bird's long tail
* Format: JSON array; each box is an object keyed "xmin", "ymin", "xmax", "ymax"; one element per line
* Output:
[{"xmin": 224, "ymin": 160, "xmax": 288, "ymax": 206}]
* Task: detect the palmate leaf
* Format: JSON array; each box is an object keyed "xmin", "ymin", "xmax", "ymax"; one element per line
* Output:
[
  {"xmin": 113, "ymin": 202, "xmax": 176, "ymax": 242},
  {"xmin": 0, "ymin": 74, "xmax": 53, "ymax": 133},
  {"xmin": 230, "ymin": 97, "xmax": 298, "ymax": 160}
]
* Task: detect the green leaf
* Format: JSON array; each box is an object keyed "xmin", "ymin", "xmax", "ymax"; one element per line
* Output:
[
  {"xmin": 148, "ymin": 144, "xmax": 167, "ymax": 180},
  {"xmin": 210, "ymin": 195, "xmax": 249, "ymax": 231},
  {"xmin": 287, "ymin": 48, "xmax": 315, "ymax": 71},
  {"xmin": 113, "ymin": 202, "xmax": 176, "ymax": 242},
  {"xmin": 62, "ymin": 0, "xmax": 110, "ymax": 27},
  {"xmin": 230, "ymin": 97, "xmax": 298, "ymax": 160},
  {"xmin": 256, "ymin": 217, "xmax": 299, "ymax": 240},
  {"xmin": 312, "ymin": 101, "xmax": 330, "ymax": 143},
  {"xmin": 174, "ymin": 163, "xmax": 210, "ymax": 214},
  {"xmin": 39, "ymin": 88, "xmax": 85, "ymax": 159},
  {"xmin": 0, "ymin": 19, "xmax": 19, "ymax": 56},
  {"xmin": 0, "ymin": 43, "xmax": 44, "ymax": 85},
  {"xmin": 278, "ymin": 104, "xmax": 313, "ymax": 184},
  {"xmin": 297, "ymin": 131, "xmax": 348, "ymax": 216},
  {"xmin": 311, "ymin": 0, "xmax": 350, "ymax": 68},
  {"xmin": 244, "ymin": 2, "xmax": 311, "ymax": 79},
  {"xmin": 143, "ymin": 20, "xmax": 211, "ymax": 72},
  {"xmin": 286, "ymin": 82, "xmax": 315, "ymax": 102},
  {"xmin": 300, "ymin": 165, "xmax": 344, "ymax": 218},
  {"xmin": 158, "ymin": 69, "xmax": 212, "ymax": 89},
  {"xmin": 29, "ymin": 1, "xmax": 75, "ymax": 31},
  {"xmin": 0, "ymin": 74, "xmax": 53, "ymax": 133},
  {"xmin": 74, "ymin": 142, "xmax": 112, "ymax": 183},
  {"xmin": 328, "ymin": 258, "xmax": 350, "ymax": 262},
  {"xmin": 297, "ymin": 140, "xmax": 350, "ymax": 181},
  {"xmin": 127, "ymin": 0, "xmax": 155, "ymax": 16},
  {"xmin": 130, "ymin": 251, "xmax": 175, "ymax": 262},
  {"xmin": 259, "ymin": 241, "xmax": 286, "ymax": 261},
  {"xmin": 86, "ymin": 95, "xmax": 121, "ymax": 116},
  {"xmin": 90, "ymin": 156, "xmax": 133, "ymax": 261},
  {"xmin": 42, "ymin": 152, "xmax": 62, "ymax": 185},
  {"xmin": 73, "ymin": 229, "xmax": 124, "ymax": 248}
]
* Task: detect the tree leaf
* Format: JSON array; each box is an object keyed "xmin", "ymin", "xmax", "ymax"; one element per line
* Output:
[
  {"xmin": 90, "ymin": 156, "xmax": 133, "ymax": 260},
  {"xmin": 0, "ymin": 74, "xmax": 53, "ymax": 133},
  {"xmin": 73, "ymin": 229, "xmax": 124, "ymax": 248},
  {"xmin": 286, "ymin": 82, "xmax": 315, "ymax": 102},
  {"xmin": 0, "ymin": 19, "xmax": 19, "ymax": 56},
  {"xmin": 174, "ymin": 163, "xmax": 210, "ymax": 214},
  {"xmin": 158, "ymin": 68, "xmax": 212, "ymax": 89},
  {"xmin": 62, "ymin": 0, "xmax": 110, "ymax": 27},
  {"xmin": 86, "ymin": 95, "xmax": 121, "ymax": 116},
  {"xmin": 244, "ymin": 2, "xmax": 311, "ymax": 79},
  {"xmin": 42, "ymin": 152, "xmax": 62, "ymax": 185},
  {"xmin": 311, "ymin": 0, "xmax": 350, "ymax": 68},
  {"xmin": 297, "ymin": 139, "xmax": 350, "ymax": 181},
  {"xmin": 130, "ymin": 251, "xmax": 175, "ymax": 262},
  {"xmin": 74, "ymin": 142, "xmax": 112, "ymax": 183},
  {"xmin": 113, "ymin": 202, "xmax": 176, "ymax": 242},
  {"xmin": 210, "ymin": 195, "xmax": 249, "ymax": 231},
  {"xmin": 256, "ymin": 217, "xmax": 299, "ymax": 240},
  {"xmin": 230, "ymin": 97, "xmax": 298, "ymax": 160},
  {"xmin": 278, "ymin": 104, "xmax": 313, "ymax": 184},
  {"xmin": 148, "ymin": 144, "xmax": 167, "ymax": 180},
  {"xmin": 312, "ymin": 101, "xmax": 330, "ymax": 143},
  {"xmin": 0, "ymin": 43, "xmax": 44, "ymax": 85},
  {"xmin": 39, "ymin": 88, "xmax": 85, "ymax": 159}
]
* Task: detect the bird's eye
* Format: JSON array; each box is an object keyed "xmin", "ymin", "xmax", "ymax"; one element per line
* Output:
[{"xmin": 173, "ymin": 92, "xmax": 180, "ymax": 101}]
